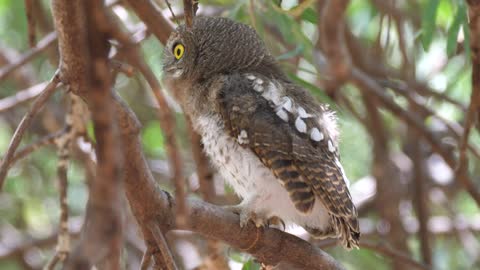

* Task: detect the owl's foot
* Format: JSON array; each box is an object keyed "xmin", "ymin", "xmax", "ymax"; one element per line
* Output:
[
  {"xmin": 223, "ymin": 205, "xmax": 270, "ymax": 228},
  {"xmin": 267, "ymin": 216, "xmax": 286, "ymax": 231}
]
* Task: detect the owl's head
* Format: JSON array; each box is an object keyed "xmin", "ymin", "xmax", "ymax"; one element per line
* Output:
[{"xmin": 163, "ymin": 17, "xmax": 274, "ymax": 81}]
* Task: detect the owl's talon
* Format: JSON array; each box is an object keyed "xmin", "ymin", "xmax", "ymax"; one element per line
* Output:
[
  {"xmin": 267, "ymin": 216, "xmax": 286, "ymax": 231},
  {"xmin": 223, "ymin": 204, "xmax": 270, "ymax": 228}
]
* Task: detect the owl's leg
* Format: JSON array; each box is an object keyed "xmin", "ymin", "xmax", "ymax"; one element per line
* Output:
[{"xmin": 224, "ymin": 198, "xmax": 271, "ymax": 228}]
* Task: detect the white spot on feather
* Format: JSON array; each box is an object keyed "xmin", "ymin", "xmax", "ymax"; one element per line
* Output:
[
  {"xmin": 246, "ymin": 74, "xmax": 256, "ymax": 80},
  {"xmin": 282, "ymin": 97, "xmax": 293, "ymax": 112},
  {"xmin": 310, "ymin": 128, "xmax": 324, "ymax": 142},
  {"xmin": 295, "ymin": 117, "xmax": 307, "ymax": 133},
  {"xmin": 328, "ymin": 140, "xmax": 335, "ymax": 152},
  {"xmin": 276, "ymin": 109, "xmax": 289, "ymax": 122},
  {"xmin": 238, "ymin": 130, "xmax": 249, "ymax": 145},
  {"xmin": 262, "ymin": 82, "xmax": 282, "ymax": 105},
  {"xmin": 253, "ymin": 84, "xmax": 263, "ymax": 92},
  {"xmin": 255, "ymin": 78, "xmax": 263, "ymax": 84},
  {"xmin": 335, "ymin": 158, "xmax": 350, "ymax": 187},
  {"xmin": 298, "ymin": 106, "xmax": 313, "ymax": 118}
]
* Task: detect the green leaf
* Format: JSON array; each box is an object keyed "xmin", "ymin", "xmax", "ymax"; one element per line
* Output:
[
  {"xmin": 242, "ymin": 260, "xmax": 260, "ymax": 270},
  {"xmin": 300, "ymin": 7, "xmax": 317, "ymax": 24},
  {"xmin": 446, "ymin": 3, "xmax": 466, "ymax": 56},
  {"xmin": 141, "ymin": 121, "xmax": 165, "ymax": 156},
  {"xmin": 421, "ymin": 0, "xmax": 440, "ymax": 50},
  {"xmin": 86, "ymin": 120, "xmax": 96, "ymax": 143}
]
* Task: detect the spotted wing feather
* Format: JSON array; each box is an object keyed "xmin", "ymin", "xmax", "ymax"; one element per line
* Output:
[
  {"xmin": 217, "ymin": 74, "xmax": 316, "ymax": 213},
  {"xmin": 216, "ymin": 73, "xmax": 360, "ymax": 248}
]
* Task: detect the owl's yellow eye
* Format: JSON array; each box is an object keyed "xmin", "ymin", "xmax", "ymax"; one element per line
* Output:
[{"xmin": 173, "ymin": 43, "xmax": 185, "ymax": 60}]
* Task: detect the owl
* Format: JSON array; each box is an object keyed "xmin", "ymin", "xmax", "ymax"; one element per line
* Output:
[{"xmin": 163, "ymin": 17, "xmax": 360, "ymax": 249}]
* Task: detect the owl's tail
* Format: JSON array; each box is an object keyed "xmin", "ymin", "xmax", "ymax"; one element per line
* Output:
[{"xmin": 305, "ymin": 215, "xmax": 360, "ymax": 250}]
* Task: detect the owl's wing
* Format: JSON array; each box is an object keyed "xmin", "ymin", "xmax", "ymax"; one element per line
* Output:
[{"xmin": 216, "ymin": 74, "xmax": 358, "ymax": 230}]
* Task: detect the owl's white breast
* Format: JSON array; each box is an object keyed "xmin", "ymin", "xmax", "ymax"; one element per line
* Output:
[{"xmin": 194, "ymin": 114, "xmax": 331, "ymax": 231}]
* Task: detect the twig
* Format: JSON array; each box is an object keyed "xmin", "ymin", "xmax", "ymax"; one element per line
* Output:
[
  {"xmin": 44, "ymin": 133, "xmax": 71, "ymax": 270},
  {"xmin": 9, "ymin": 130, "xmax": 65, "ymax": 167},
  {"xmin": 183, "ymin": 0, "xmax": 196, "ymax": 28},
  {"xmin": 409, "ymin": 130, "xmax": 432, "ymax": 265},
  {"xmin": 140, "ymin": 246, "xmax": 153, "ymax": 270},
  {"xmin": 0, "ymin": 73, "xmax": 60, "ymax": 190},
  {"xmin": 0, "ymin": 229, "xmax": 81, "ymax": 261},
  {"xmin": 126, "ymin": 0, "xmax": 174, "ymax": 44},
  {"xmin": 141, "ymin": 228, "xmax": 170, "ymax": 270},
  {"xmin": 349, "ymin": 67, "xmax": 480, "ymax": 206},
  {"xmin": 24, "ymin": 0, "xmax": 36, "ymax": 47},
  {"xmin": 44, "ymin": 94, "xmax": 87, "ymax": 269},
  {"xmin": 43, "ymin": 254, "xmax": 61, "ymax": 270},
  {"xmin": 383, "ymin": 78, "xmax": 480, "ymax": 160},
  {"xmin": 110, "ymin": 60, "xmax": 135, "ymax": 77},
  {"xmin": 0, "ymin": 32, "xmax": 56, "ymax": 82},
  {"xmin": 149, "ymin": 222, "xmax": 178, "ymax": 270},
  {"xmin": 164, "ymin": 0, "xmax": 178, "ymax": 25},
  {"xmin": 0, "ymin": 43, "xmax": 35, "ymax": 88},
  {"xmin": 0, "ymin": 81, "xmax": 49, "ymax": 113}
]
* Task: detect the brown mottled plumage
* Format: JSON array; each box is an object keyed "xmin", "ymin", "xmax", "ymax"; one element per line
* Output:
[{"xmin": 163, "ymin": 17, "xmax": 360, "ymax": 249}]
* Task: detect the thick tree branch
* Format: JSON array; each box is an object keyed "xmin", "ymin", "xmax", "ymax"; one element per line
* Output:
[{"xmin": 320, "ymin": 0, "xmax": 350, "ymax": 83}]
